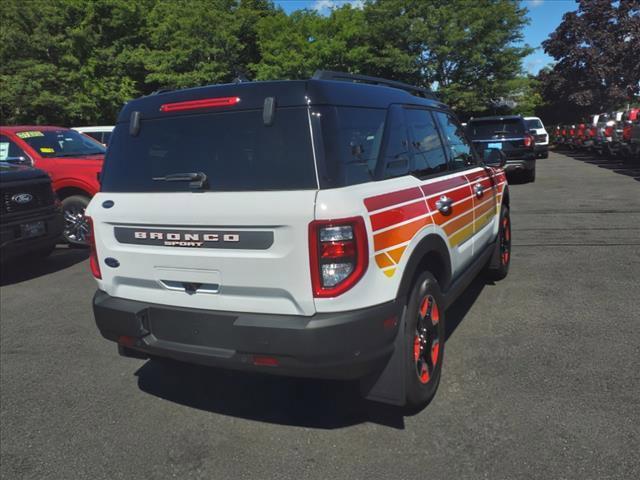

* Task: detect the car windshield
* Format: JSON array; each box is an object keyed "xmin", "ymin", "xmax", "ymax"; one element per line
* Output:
[
  {"xmin": 17, "ymin": 129, "xmax": 106, "ymax": 158},
  {"xmin": 467, "ymin": 119, "xmax": 525, "ymax": 138},
  {"xmin": 525, "ymin": 119, "xmax": 543, "ymax": 130}
]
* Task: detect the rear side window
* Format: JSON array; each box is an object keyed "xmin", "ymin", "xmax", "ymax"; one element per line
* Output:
[
  {"xmin": 101, "ymin": 107, "xmax": 317, "ymax": 192},
  {"xmin": 316, "ymin": 106, "xmax": 386, "ymax": 187},
  {"xmin": 434, "ymin": 112, "xmax": 475, "ymax": 170},
  {"xmin": 404, "ymin": 108, "xmax": 447, "ymax": 177}
]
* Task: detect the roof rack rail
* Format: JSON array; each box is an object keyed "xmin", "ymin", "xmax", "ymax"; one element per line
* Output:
[{"xmin": 312, "ymin": 70, "xmax": 436, "ymax": 99}]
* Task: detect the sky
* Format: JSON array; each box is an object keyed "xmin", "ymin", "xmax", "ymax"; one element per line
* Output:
[{"xmin": 273, "ymin": 0, "xmax": 578, "ymax": 74}]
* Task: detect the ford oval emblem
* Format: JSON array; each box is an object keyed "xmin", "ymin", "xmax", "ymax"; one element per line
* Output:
[{"xmin": 12, "ymin": 193, "xmax": 33, "ymax": 204}]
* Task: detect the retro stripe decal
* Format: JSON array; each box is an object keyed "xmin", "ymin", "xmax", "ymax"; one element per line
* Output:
[{"xmin": 364, "ymin": 170, "xmax": 506, "ymax": 277}]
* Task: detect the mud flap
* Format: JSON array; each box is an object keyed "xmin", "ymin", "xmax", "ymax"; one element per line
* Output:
[{"xmin": 360, "ymin": 305, "xmax": 407, "ymax": 406}]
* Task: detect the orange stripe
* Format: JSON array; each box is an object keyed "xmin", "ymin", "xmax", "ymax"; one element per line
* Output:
[
  {"xmin": 387, "ymin": 246, "xmax": 406, "ymax": 263},
  {"xmin": 373, "ymin": 216, "xmax": 432, "ymax": 251},
  {"xmin": 375, "ymin": 253, "xmax": 394, "ymax": 268},
  {"xmin": 443, "ymin": 209, "xmax": 474, "ymax": 236},
  {"xmin": 432, "ymin": 197, "xmax": 474, "ymax": 226}
]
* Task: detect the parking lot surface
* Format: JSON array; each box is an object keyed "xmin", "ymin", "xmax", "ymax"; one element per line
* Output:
[{"xmin": 1, "ymin": 151, "xmax": 639, "ymax": 480}]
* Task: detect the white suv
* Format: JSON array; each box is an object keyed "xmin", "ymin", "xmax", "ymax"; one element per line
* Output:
[
  {"xmin": 88, "ymin": 71, "xmax": 511, "ymax": 408},
  {"xmin": 524, "ymin": 116, "xmax": 549, "ymax": 158}
]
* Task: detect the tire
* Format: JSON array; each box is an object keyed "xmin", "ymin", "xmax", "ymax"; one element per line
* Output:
[
  {"xmin": 524, "ymin": 167, "xmax": 536, "ymax": 183},
  {"xmin": 61, "ymin": 195, "xmax": 91, "ymax": 247},
  {"xmin": 404, "ymin": 271, "xmax": 445, "ymax": 410},
  {"xmin": 485, "ymin": 205, "xmax": 511, "ymax": 281}
]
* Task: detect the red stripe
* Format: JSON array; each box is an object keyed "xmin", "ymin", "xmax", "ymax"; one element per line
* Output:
[
  {"xmin": 420, "ymin": 176, "xmax": 467, "ymax": 197},
  {"xmin": 464, "ymin": 170, "xmax": 487, "ymax": 182},
  {"xmin": 370, "ymin": 200, "xmax": 429, "ymax": 231},
  {"xmin": 364, "ymin": 187, "xmax": 423, "ymax": 212}
]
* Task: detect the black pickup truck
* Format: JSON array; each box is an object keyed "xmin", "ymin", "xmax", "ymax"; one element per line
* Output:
[{"xmin": 0, "ymin": 162, "xmax": 63, "ymax": 262}]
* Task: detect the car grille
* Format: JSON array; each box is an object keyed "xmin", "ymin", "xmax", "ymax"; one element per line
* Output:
[
  {"xmin": 535, "ymin": 134, "xmax": 547, "ymax": 143},
  {"xmin": 1, "ymin": 181, "xmax": 55, "ymax": 215}
]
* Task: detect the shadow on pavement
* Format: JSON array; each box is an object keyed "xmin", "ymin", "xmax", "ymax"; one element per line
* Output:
[
  {"xmin": 0, "ymin": 246, "xmax": 88, "ymax": 286},
  {"xmin": 558, "ymin": 148, "xmax": 640, "ymax": 182},
  {"xmin": 135, "ymin": 275, "xmax": 490, "ymax": 430},
  {"xmin": 136, "ymin": 359, "xmax": 407, "ymax": 430}
]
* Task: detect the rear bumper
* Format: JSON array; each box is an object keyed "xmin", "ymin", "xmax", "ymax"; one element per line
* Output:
[
  {"xmin": 504, "ymin": 158, "xmax": 535, "ymax": 172},
  {"xmin": 0, "ymin": 209, "xmax": 63, "ymax": 261},
  {"xmin": 534, "ymin": 144, "xmax": 548, "ymax": 155},
  {"xmin": 93, "ymin": 290, "xmax": 402, "ymax": 380}
]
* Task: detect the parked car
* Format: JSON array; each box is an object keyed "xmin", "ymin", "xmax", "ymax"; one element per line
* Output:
[
  {"xmin": 582, "ymin": 114, "xmax": 600, "ymax": 150},
  {"xmin": 0, "ymin": 162, "xmax": 63, "ymax": 262},
  {"xmin": 0, "ymin": 126, "xmax": 105, "ymax": 246},
  {"xmin": 524, "ymin": 116, "xmax": 549, "ymax": 158},
  {"xmin": 620, "ymin": 108, "xmax": 640, "ymax": 161},
  {"xmin": 73, "ymin": 126, "xmax": 114, "ymax": 146},
  {"xmin": 466, "ymin": 115, "xmax": 536, "ymax": 182},
  {"xmin": 88, "ymin": 70, "xmax": 511, "ymax": 409},
  {"xmin": 593, "ymin": 113, "xmax": 612, "ymax": 156}
]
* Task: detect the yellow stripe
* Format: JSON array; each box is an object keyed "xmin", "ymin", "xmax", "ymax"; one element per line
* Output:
[{"xmin": 449, "ymin": 222, "xmax": 474, "ymax": 247}]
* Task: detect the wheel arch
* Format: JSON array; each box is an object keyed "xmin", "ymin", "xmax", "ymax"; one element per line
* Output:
[
  {"xmin": 396, "ymin": 234, "xmax": 452, "ymax": 301},
  {"xmin": 56, "ymin": 186, "xmax": 92, "ymax": 201}
]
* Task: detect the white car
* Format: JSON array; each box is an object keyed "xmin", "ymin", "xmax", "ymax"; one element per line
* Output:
[
  {"xmin": 524, "ymin": 117, "xmax": 549, "ymax": 158},
  {"xmin": 73, "ymin": 126, "xmax": 114, "ymax": 146},
  {"xmin": 87, "ymin": 72, "xmax": 511, "ymax": 408}
]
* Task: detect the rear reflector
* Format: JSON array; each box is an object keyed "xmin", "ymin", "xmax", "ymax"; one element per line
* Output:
[
  {"xmin": 252, "ymin": 355, "xmax": 279, "ymax": 367},
  {"xmin": 160, "ymin": 96, "xmax": 240, "ymax": 113},
  {"xmin": 117, "ymin": 335, "xmax": 136, "ymax": 347},
  {"xmin": 86, "ymin": 216, "xmax": 101, "ymax": 279}
]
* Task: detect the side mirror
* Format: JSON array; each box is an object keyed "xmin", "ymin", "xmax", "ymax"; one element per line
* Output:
[{"xmin": 483, "ymin": 148, "xmax": 507, "ymax": 168}]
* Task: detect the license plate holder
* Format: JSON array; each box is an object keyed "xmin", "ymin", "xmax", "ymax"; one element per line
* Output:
[{"xmin": 20, "ymin": 221, "xmax": 46, "ymax": 238}]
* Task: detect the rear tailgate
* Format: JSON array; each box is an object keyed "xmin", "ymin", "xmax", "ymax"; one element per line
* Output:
[
  {"xmin": 90, "ymin": 88, "xmax": 319, "ymax": 316},
  {"xmin": 89, "ymin": 191, "xmax": 317, "ymax": 315}
]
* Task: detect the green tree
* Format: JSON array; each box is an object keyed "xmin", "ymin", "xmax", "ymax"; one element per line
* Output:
[
  {"xmin": 0, "ymin": 0, "xmax": 153, "ymax": 125},
  {"xmin": 140, "ymin": 0, "xmax": 276, "ymax": 90},
  {"xmin": 540, "ymin": 0, "xmax": 640, "ymax": 114}
]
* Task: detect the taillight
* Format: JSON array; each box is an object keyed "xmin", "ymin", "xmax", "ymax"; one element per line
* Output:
[
  {"xmin": 309, "ymin": 217, "xmax": 368, "ymax": 298},
  {"xmin": 160, "ymin": 96, "xmax": 240, "ymax": 112},
  {"xmin": 604, "ymin": 126, "xmax": 614, "ymax": 137},
  {"xmin": 524, "ymin": 134, "xmax": 534, "ymax": 148},
  {"xmin": 86, "ymin": 216, "xmax": 101, "ymax": 279}
]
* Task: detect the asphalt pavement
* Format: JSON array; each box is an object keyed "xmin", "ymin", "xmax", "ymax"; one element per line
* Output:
[{"xmin": 1, "ymin": 150, "xmax": 639, "ymax": 479}]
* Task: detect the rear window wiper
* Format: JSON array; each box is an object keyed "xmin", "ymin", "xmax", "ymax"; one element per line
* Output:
[{"xmin": 152, "ymin": 171, "xmax": 209, "ymax": 189}]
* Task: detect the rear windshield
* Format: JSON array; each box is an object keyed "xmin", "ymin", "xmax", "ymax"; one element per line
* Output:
[
  {"xmin": 525, "ymin": 119, "xmax": 543, "ymax": 130},
  {"xmin": 101, "ymin": 107, "xmax": 317, "ymax": 192},
  {"xmin": 467, "ymin": 119, "xmax": 525, "ymax": 138},
  {"xmin": 16, "ymin": 129, "xmax": 105, "ymax": 157}
]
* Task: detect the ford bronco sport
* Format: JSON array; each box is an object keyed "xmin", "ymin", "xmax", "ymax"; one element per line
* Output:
[{"xmin": 89, "ymin": 71, "xmax": 511, "ymax": 408}]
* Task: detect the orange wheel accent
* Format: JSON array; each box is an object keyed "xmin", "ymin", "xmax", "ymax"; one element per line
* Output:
[{"xmin": 431, "ymin": 340, "xmax": 440, "ymax": 367}]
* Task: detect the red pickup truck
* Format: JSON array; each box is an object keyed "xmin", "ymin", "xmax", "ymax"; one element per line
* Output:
[{"xmin": 0, "ymin": 126, "xmax": 105, "ymax": 245}]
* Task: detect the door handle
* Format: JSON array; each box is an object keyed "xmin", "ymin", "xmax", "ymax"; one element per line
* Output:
[
  {"xmin": 436, "ymin": 195, "xmax": 453, "ymax": 215},
  {"xmin": 474, "ymin": 183, "xmax": 484, "ymax": 198}
]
